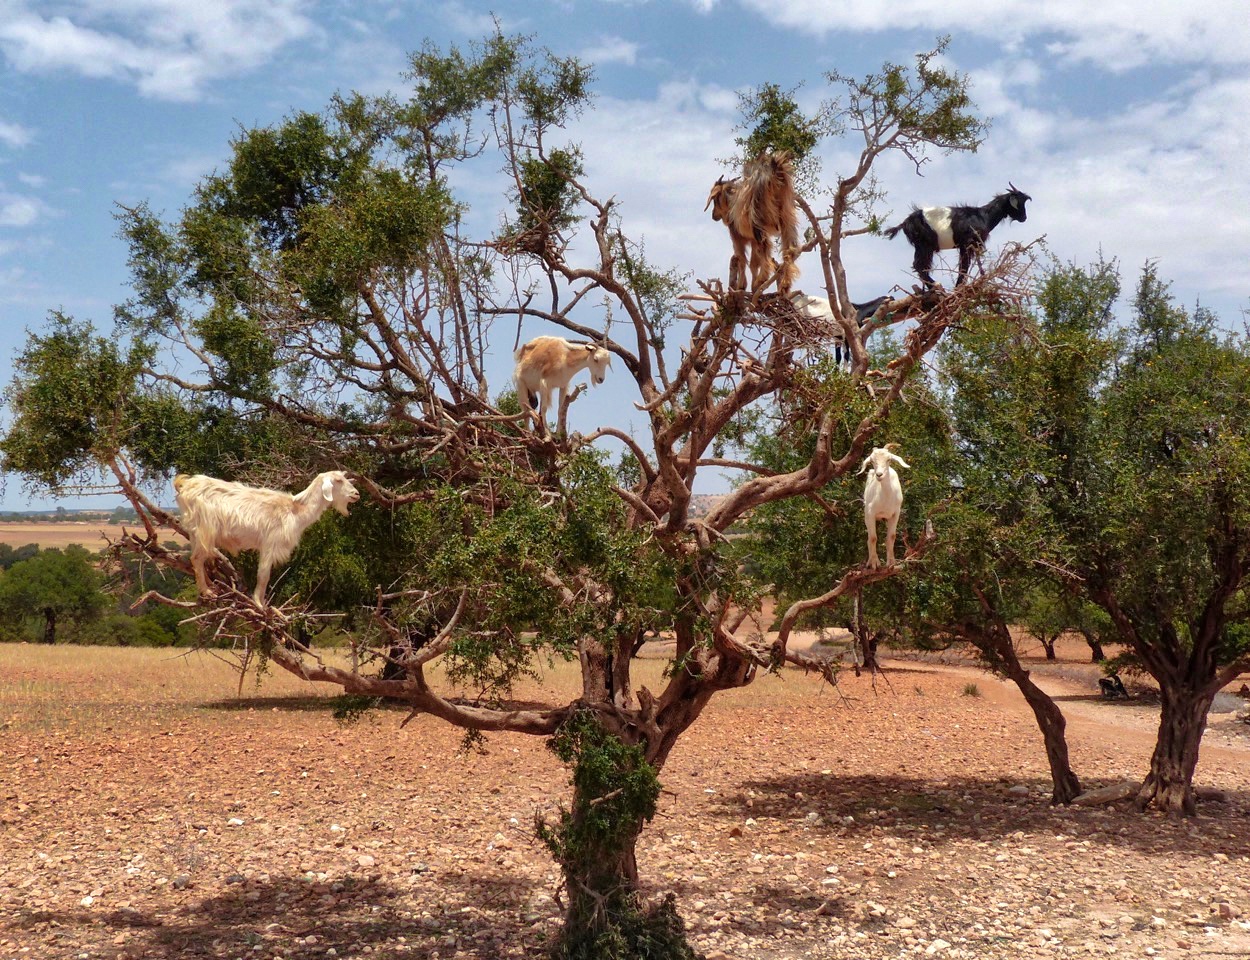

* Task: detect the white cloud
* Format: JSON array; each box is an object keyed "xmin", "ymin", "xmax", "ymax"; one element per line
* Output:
[
  {"xmin": 436, "ymin": 1, "xmax": 509, "ymax": 38},
  {"xmin": 16, "ymin": 172, "xmax": 44, "ymax": 188},
  {"xmin": 553, "ymin": 44, "xmax": 1248, "ymax": 324},
  {"xmin": 0, "ymin": 193, "xmax": 42, "ymax": 227},
  {"xmin": 737, "ymin": 0, "xmax": 1250, "ymax": 70},
  {"xmin": 0, "ymin": 0, "xmax": 317, "ymax": 101},
  {"xmin": 0, "ymin": 119, "xmax": 33, "ymax": 149},
  {"xmin": 581, "ymin": 36, "xmax": 640, "ymax": 67}
]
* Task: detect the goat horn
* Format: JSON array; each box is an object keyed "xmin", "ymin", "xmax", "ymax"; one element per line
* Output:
[{"xmin": 1008, "ymin": 181, "xmax": 1018, "ymax": 192}]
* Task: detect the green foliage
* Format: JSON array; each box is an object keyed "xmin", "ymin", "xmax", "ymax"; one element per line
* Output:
[
  {"xmin": 543, "ymin": 711, "xmax": 660, "ymax": 855},
  {"xmin": 0, "ymin": 314, "xmax": 151, "ymax": 490},
  {"xmin": 0, "ymin": 545, "xmax": 107, "ymax": 643},
  {"xmin": 515, "ymin": 146, "xmax": 585, "ymax": 237},
  {"xmin": 962, "ymin": 683, "xmax": 981, "ymax": 698},
  {"xmin": 744, "ymin": 331, "xmax": 958, "ymax": 634},
  {"xmin": 331, "ymin": 694, "xmax": 384, "ymax": 723},
  {"xmin": 615, "ymin": 238, "xmax": 687, "ymax": 345},
  {"xmin": 874, "ymin": 38, "xmax": 988, "ymax": 152},
  {"xmin": 733, "ymin": 82, "xmax": 831, "ymax": 191},
  {"xmin": 941, "ymin": 258, "xmax": 1250, "ymax": 691},
  {"xmin": 550, "ymin": 892, "xmax": 697, "ymax": 960},
  {"xmin": 0, "ymin": 543, "xmax": 40, "ymax": 571},
  {"xmin": 736, "ymin": 82, "xmax": 823, "ymax": 162}
]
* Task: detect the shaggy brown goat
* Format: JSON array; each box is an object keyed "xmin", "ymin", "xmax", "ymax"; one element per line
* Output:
[{"xmin": 705, "ymin": 150, "xmax": 800, "ymax": 296}]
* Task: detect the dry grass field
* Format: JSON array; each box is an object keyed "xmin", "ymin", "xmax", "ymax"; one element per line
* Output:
[
  {"xmin": 2, "ymin": 640, "xmax": 1249, "ymax": 960},
  {"xmin": 0, "ymin": 523, "xmax": 134, "ymax": 551}
]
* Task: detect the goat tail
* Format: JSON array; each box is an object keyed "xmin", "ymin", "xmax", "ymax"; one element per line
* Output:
[
  {"xmin": 882, "ymin": 223, "xmax": 903, "ymax": 240},
  {"xmin": 173, "ymin": 473, "xmax": 190, "ymax": 493},
  {"xmin": 777, "ymin": 182, "xmax": 801, "ymax": 295},
  {"xmin": 777, "ymin": 258, "xmax": 801, "ymax": 297}
]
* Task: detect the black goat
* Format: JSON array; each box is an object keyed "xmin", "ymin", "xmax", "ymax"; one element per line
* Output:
[
  {"xmin": 1099, "ymin": 674, "xmax": 1129, "ymax": 700},
  {"xmin": 883, "ymin": 185, "xmax": 1031, "ymax": 288}
]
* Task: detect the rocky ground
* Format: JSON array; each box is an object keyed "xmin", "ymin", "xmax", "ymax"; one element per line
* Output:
[{"xmin": 1, "ymin": 640, "xmax": 1248, "ymax": 960}]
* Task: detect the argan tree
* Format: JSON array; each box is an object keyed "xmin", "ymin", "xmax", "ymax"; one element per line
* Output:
[
  {"xmin": 0, "ymin": 32, "xmax": 1025, "ymax": 955},
  {"xmin": 942, "ymin": 259, "xmax": 1250, "ymax": 815}
]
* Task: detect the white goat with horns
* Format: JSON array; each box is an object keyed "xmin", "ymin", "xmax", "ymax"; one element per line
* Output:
[
  {"xmin": 513, "ymin": 336, "xmax": 612, "ymax": 431},
  {"xmin": 859, "ymin": 445, "xmax": 910, "ymax": 569},
  {"xmin": 174, "ymin": 470, "xmax": 360, "ymax": 604}
]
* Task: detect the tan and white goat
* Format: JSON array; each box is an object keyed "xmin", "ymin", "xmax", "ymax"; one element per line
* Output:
[
  {"xmin": 174, "ymin": 470, "xmax": 359, "ymax": 604},
  {"xmin": 859, "ymin": 445, "xmax": 910, "ymax": 569},
  {"xmin": 705, "ymin": 150, "xmax": 800, "ymax": 295},
  {"xmin": 513, "ymin": 336, "xmax": 612, "ymax": 430}
]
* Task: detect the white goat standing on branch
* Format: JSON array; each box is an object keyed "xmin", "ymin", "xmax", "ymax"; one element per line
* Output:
[
  {"xmin": 513, "ymin": 336, "xmax": 612, "ymax": 431},
  {"xmin": 860, "ymin": 445, "xmax": 910, "ymax": 569},
  {"xmin": 174, "ymin": 470, "xmax": 360, "ymax": 604}
]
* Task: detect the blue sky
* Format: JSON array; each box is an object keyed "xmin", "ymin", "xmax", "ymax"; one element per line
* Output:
[{"xmin": 0, "ymin": 0, "xmax": 1247, "ymax": 509}]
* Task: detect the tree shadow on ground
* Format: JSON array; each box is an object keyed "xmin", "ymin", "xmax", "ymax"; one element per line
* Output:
[
  {"xmin": 713, "ymin": 772, "xmax": 1250, "ymax": 860},
  {"xmin": 201, "ymin": 695, "xmax": 556, "ymax": 714},
  {"xmin": 201, "ymin": 695, "xmax": 379, "ymax": 713},
  {"xmin": 1048, "ymin": 692, "xmax": 1160, "ymax": 706},
  {"xmin": 8, "ymin": 869, "xmax": 549, "ymax": 959}
]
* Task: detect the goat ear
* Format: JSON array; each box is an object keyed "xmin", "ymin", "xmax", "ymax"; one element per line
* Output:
[
  {"xmin": 889, "ymin": 454, "xmax": 911, "ymax": 470},
  {"xmin": 858, "ymin": 457, "xmax": 871, "ymax": 476},
  {"xmin": 704, "ymin": 180, "xmax": 719, "ymax": 211},
  {"xmin": 321, "ymin": 474, "xmax": 334, "ymax": 502}
]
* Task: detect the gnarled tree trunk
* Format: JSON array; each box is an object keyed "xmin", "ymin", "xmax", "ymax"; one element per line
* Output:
[
  {"xmin": 1006, "ymin": 661, "xmax": 1082, "ymax": 804},
  {"xmin": 1039, "ymin": 633, "xmax": 1058, "ymax": 660},
  {"xmin": 1079, "ymin": 628, "xmax": 1105, "ymax": 663},
  {"xmin": 963, "ymin": 598, "xmax": 1082, "ymax": 804},
  {"xmin": 1135, "ymin": 683, "xmax": 1215, "ymax": 816}
]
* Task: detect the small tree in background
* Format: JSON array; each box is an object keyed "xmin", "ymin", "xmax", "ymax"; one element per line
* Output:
[
  {"xmin": 0, "ymin": 545, "xmax": 107, "ymax": 644},
  {"xmin": 1, "ymin": 31, "xmax": 1026, "ymax": 955},
  {"xmin": 941, "ymin": 258, "xmax": 1250, "ymax": 814}
]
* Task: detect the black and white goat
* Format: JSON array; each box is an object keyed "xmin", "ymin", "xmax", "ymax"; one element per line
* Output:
[
  {"xmin": 1098, "ymin": 674, "xmax": 1129, "ymax": 700},
  {"xmin": 883, "ymin": 185, "xmax": 1031, "ymax": 288},
  {"xmin": 788, "ymin": 292, "xmax": 892, "ymax": 367}
]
